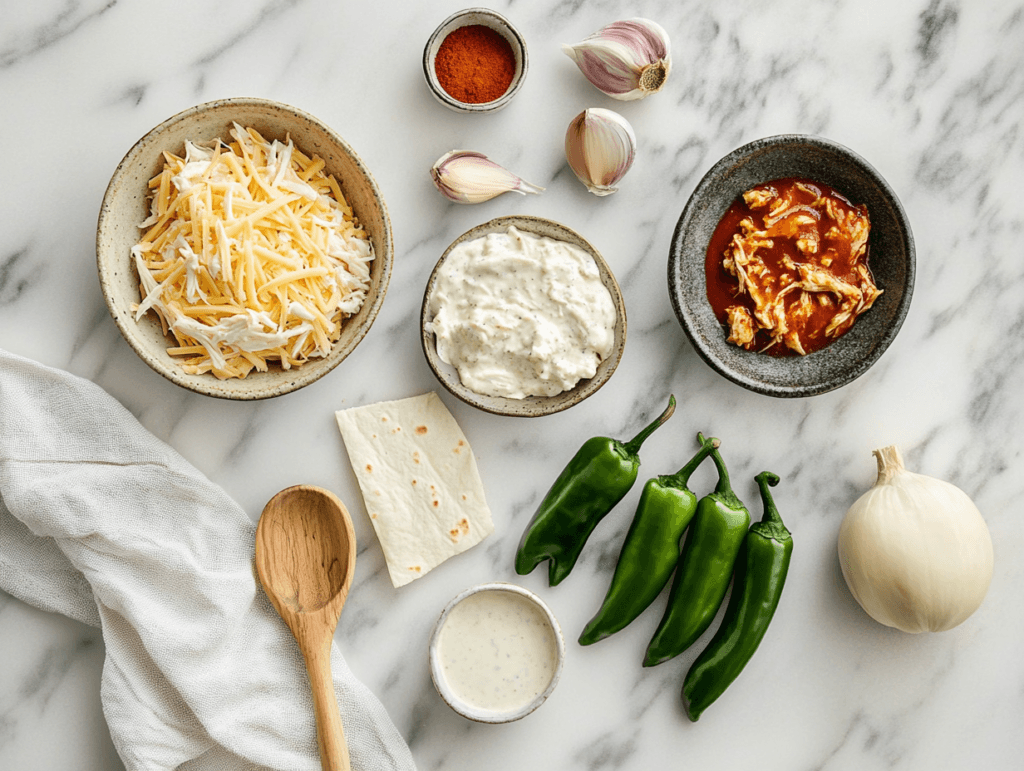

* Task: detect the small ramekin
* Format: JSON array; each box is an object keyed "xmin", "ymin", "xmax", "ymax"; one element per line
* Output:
[
  {"xmin": 428, "ymin": 582, "xmax": 564, "ymax": 723},
  {"xmin": 422, "ymin": 8, "xmax": 528, "ymax": 113}
]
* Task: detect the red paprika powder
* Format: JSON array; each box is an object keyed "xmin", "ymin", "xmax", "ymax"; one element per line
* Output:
[{"xmin": 434, "ymin": 25, "xmax": 516, "ymax": 104}]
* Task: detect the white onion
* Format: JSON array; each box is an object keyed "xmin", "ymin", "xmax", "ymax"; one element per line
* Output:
[{"xmin": 837, "ymin": 445, "xmax": 994, "ymax": 633}]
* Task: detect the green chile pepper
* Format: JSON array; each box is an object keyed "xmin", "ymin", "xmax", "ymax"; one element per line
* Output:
[
  {"xmin": 579, "ymin": 433, "xmax": 720, "ymax": 646},
  {"xmin": 515, "ymin": 395, "xmax": 676, "ymax": 586},
  {"xmin": 682, "ymin": 471, "xmax": 793, "ymax": 721},
  {"xmin": 643, "ymin": 445, "xmax": 749, "ymax": 667}
]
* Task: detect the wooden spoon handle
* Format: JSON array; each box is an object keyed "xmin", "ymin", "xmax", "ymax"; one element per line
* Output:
[{"xmin": 304, "ymin": 642, "xmax": 351, "ymax": 771}]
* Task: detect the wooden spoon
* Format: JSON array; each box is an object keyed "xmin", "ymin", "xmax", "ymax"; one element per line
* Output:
[{"xmin": 255, "ymin": 485, "xmax": 356, "ymax": 771}]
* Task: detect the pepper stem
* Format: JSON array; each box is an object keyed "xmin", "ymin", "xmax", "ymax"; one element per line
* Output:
[
  {"xmin": 752, "ymin": 471, "xmax": 791, "ymax": 541},
  {"xmin": 622, "ymin": 395, "xmax": 676, "ymax": 456},
  {"xmin": 662, "ymin": 433, "xmax": 720, "ymax": 488},
  {"xmin": 708, "ymin": 444, "xmax": 740, "ymax": 504}
]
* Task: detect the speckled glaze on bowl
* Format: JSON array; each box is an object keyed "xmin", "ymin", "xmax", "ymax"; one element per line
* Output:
[
  {"xmin": 428, "ymin": 583, "xmax": 565, "ymax": 724},
  {"xmin": 668, "ymin": 134, "xmax": 915, "ymax": 398},
  {"xmin": 422, "ymin": 8, "xmax": 528, "ymax": 113},
  {"xmin": 97, "ymin": 98, "xmax": 392, "ymax": 400},
  {"xmin": 421, "ymin": 215, "xmax": 627, "ymax": 417}
]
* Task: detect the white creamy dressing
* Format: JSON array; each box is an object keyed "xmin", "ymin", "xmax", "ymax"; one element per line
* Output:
[
  {"xmin": 437, "ymin": 589, "xmax": 559, "ymax": 713},
  {"xmin": 425, "ymin": 226, "xmax": 617, "ymax": 399}
]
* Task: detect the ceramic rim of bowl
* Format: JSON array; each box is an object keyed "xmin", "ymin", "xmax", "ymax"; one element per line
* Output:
[
  {"xmin": 428, "ymin": 582, "xmax": 565, "ymax": 724},
  {"xmin": 422, "ymin": 8, "xmax": 528, "ymax": 113}
]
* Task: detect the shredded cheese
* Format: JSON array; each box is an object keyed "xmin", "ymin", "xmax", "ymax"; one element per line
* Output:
[{"xmin": 131, "ymin": 124, "xmax": 374, "ymax": 379}]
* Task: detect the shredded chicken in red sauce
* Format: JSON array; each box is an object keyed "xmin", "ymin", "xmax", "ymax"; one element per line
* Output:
[{"xmin": 706, "ymin": 178, "xmax": 881, "ymax": 356}]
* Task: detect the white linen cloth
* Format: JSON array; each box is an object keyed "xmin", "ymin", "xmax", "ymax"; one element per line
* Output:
[{"xmin": 0, "ymin": 349, "xmax": 417, "ymax": 771}]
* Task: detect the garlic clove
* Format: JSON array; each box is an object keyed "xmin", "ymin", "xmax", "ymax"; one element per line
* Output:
[
  {"xmin": 430, "ymin": 150, "xmax": 544, "ymax": 204},
  {"xmin": 563, "ymin": 18, "xmax": 672, "ymax": 100},
  {"xmin": 565, "ymin": 108, "xmax": 636, "ymax": 196}
]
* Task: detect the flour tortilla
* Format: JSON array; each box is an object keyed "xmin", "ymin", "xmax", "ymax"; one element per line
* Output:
[{"xmin": 335, "ymin": 392, "xmax": 494, "ymax": 587}]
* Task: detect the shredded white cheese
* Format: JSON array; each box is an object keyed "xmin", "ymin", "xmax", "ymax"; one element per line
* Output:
[{"xmin": 131, "ymin": 123, "xmax": 374, "ymax": 379}]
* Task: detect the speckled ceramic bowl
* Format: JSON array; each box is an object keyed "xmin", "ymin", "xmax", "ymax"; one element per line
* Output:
[
  {"xmin": 422, "ymin": 8, "xmax": 528, "ymax": 113},
  {"xmin": 668, "ymin": 134, "xmax": 915, "ymax": 398},
  {"xmin": 428, "ymin": 583, "xmax": 565, "ymax": 724},
  {"xmin": 421, "ymin": 215, "xmax": 627, "ymax": 417},
  {"xmin": 97, "ymin": 98, "xmax": 392, "ymax": 400}
]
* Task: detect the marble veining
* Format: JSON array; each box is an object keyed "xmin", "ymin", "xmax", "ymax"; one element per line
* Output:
[
  {"xmin": 0, "ymin": 0, "xmax": 118, "ymax": 71},
  {"xmin": 2, "ymin": 0, "xmax": 1024, "ymax": 769}
]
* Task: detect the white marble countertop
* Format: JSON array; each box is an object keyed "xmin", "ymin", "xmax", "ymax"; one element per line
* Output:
[{"xmin": 2, "ymin": 1, "xmax": 1023, "ymax": 769}]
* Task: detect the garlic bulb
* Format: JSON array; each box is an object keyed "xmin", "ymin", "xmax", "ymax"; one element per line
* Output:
[
  {"xmin": 565, "ymin": 108, "xmax": 636, "ymax": 196},
  {"xmin": 563, "ymin": 18, "xmax": 671, "ymax": 100},
  {"xmin": 430, "ymin": 150, "xmax": 544, "ymax": 204},
  {"xmin": 837, "ymin": 445, "xmax": 994, "ymax": 633}
]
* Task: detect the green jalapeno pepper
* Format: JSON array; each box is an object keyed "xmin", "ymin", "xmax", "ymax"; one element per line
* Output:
[
  {"xmin": 515, "ymin": 395, "xmax": 676, "ymax": 587},
  {"xmin": 579, "ymin": 433, "xmax": 720, "ymax": 646},
  {"xmin": 643, "ymin": 444, "xmax": 749, "ymax": 667},
  {"xmin": 682, "ymin": 471, "xmax": 792, "ymax": 721}
]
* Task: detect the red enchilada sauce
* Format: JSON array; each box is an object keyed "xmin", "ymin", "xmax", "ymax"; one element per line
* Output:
[{"xmin": 705, "ymin": 178, "xmax": 881, "ymax": 357}]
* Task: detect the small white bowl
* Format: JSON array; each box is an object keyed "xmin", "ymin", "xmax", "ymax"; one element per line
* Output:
[
  {"xmin": 429, "ymin": 583, "xmax": 564, "ymax": 723},
  {"xmin": 422, "ymin": 8, "xmax": 528, "ymax": 113},
  {"xmin": 96, "ymin": 98, "xmax": 393, "ymax": 400}
]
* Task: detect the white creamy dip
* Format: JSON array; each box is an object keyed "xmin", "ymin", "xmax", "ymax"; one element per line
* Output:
[
  {"xmin": 425, "ymin": 226, "xmax": 617, "ymax": 399},
  {"xmin": 436, "ymin": 588, "xmax": 560, "ymax": 715}
]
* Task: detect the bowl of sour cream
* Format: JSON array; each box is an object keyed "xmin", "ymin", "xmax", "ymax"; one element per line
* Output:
[
  {"xmin": 428, "ymin": 582, "xmax": 565, "ymax": 723},
  {"xmin": 421, "ymin": 215, "xmax": 627, "ymax": 417}
]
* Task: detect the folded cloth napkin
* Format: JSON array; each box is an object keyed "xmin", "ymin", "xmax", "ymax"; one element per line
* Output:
[{"xmin": 0, "ymin": 349, "xmax": 417, "ymax": 771}]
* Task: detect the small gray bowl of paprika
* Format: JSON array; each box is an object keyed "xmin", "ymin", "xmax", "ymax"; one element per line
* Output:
[{"xmin": 423, "ymin": 8, "xmax": 528, "ymax": 113}]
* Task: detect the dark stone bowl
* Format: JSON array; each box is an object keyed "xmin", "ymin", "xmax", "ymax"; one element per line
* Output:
[{"xmin": 667, "ymin": 134, "xmax": 915, "ymax": 398}]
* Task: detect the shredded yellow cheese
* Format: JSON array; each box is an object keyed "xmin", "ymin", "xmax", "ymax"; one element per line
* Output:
[{"xmin": 131, "ymin": 123, "xmax": 374, "ymax": 380}]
